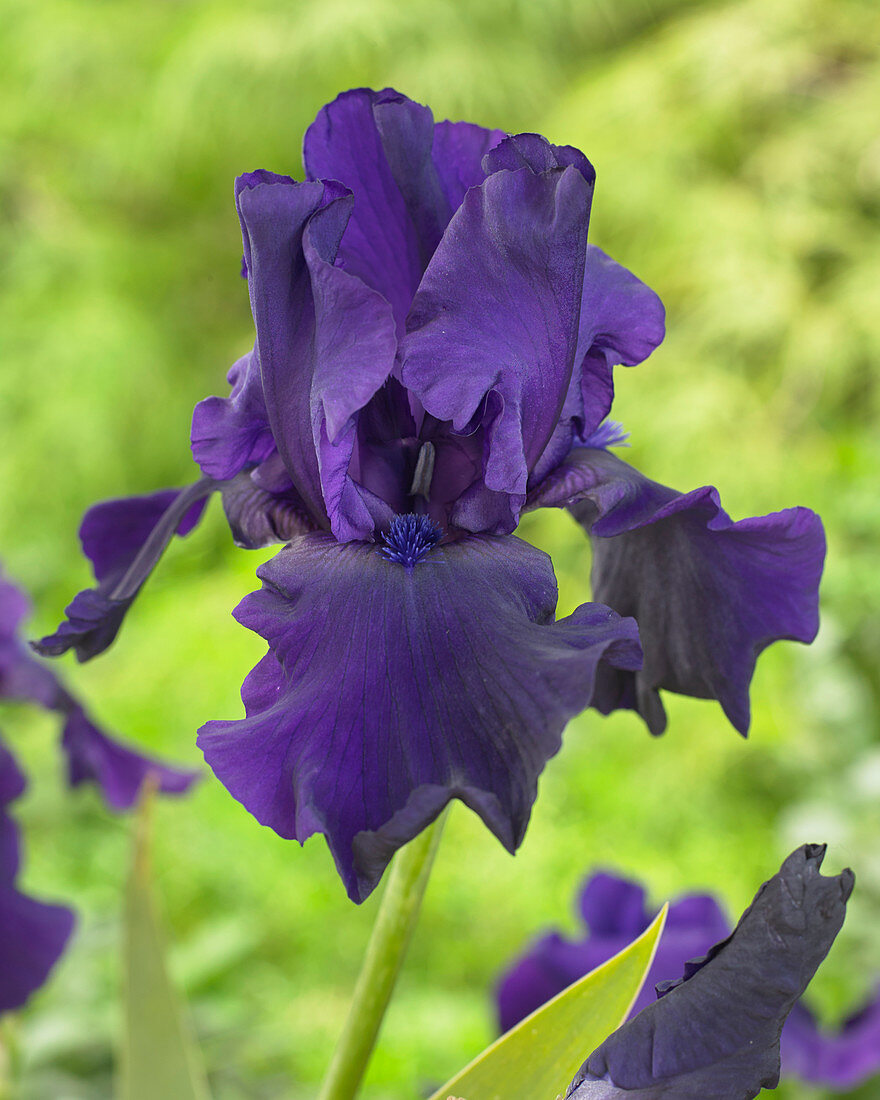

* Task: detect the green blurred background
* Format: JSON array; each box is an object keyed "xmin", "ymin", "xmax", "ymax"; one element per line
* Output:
[{"xmin": 1, "ymin": 0, "xmax": 879, "ymax": 1095}]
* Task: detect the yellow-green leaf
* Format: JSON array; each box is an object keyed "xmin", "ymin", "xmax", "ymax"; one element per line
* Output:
[
  {"xmin": 119, "ymin": 789, "xmax": 212, "ymax": 1100},
  {"xmin": 429, "ymin": 904, "xmax": 668, "ymax": 1100}
]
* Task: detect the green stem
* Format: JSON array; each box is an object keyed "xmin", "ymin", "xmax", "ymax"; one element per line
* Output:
[{"xmin": 317, "ymin": 810, "xmax": 448, "ymax": 1100}]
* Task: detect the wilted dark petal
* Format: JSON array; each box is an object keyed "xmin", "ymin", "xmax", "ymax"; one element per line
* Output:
[
  {"xmin": 781, "ymin": 993, "xmax": 880, "ymax": 1088},
  {"xmin": 61, "ymin": 707, "xmax": 198, "ymax": 811},
  {"xmin": 567, "ymin": 845, "xmax": 854, "ymax": 1100},
  {"xmin": 198, "ymin": 532, "xmax": 640, "ymax": 902},
  {"xmin": 304, "ymin": 88, "xmax": 451, "ymax": 330},
  {"xmin": 191, "ymin": 349, "xmax": 275, "ymax": 480},
  {"xmin": 402, "ymin": 164, "xmax": 592, "ymax": 533},
  {"xmin": 33, "ymin": 483, "xmax": 212, "ymax": 662},
  {"xmin": 431, "ymin": 119, "xmax": 505, "ymax": 211},
  {"xmin": 221, "ymin": 472, "xmax": 318, "ymax": 549},
  {"xmin": 551, "ymin": 448, "xmax": 824, "ymax": 735}
]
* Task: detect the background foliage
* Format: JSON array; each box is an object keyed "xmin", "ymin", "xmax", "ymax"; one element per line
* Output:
[{"xmin": 1, "ymin": 0, "xmax": 878, "ymax": 1095}]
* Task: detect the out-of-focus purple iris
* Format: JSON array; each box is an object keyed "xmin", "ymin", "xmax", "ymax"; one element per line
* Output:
[
  {"xmin": 35, "ymin": 88, "xmax": 824, "ymax": 902},
  {"xmin": 0, "ymin": 738, "xmax": 74, "ymax": 1012},
  {"xmin": 565, "ymin": 845, "xmax": 853, "ymax": 1099},
  {"xmin": 499, "ymin": 857, "xmax": 877, "ymax": 1091},
  {"xmin": 2, "ymin": 567, "xmax": 197, "ymax": 809}
]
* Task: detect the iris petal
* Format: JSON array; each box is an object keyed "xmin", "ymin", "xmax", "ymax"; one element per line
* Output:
[
  {"xmin": 236, "ymin": 172, "xmax": 399, "ymax": 541},
  {"xmin": 432, "ymin": 119, "xmax": 505, "ymax": 211},
  {"xmin": 33, "ymin": 484, "xmax": 212, "ymax": 662},
  {"xmin": 303, "ymin": 88, "xmax": 451, "ymax": 331},
  {"xmin": 190, "ymin": 349, "xmax": 275, "ymax": 481},
  {"xmin": 781, "ymin": 993, "xmax": 880, "ymax": 1088},
  {"xmin": 0, "ymin": 739, "xmax": 75, "ymax": 1012},
  {"xmin": 536, "ymin": 448, "xmax": 824, "ymax": 735},
  {"xmin": 402, "ymin": 163, "xmax": 592, "ymax": 533},
  {"xmin": 3, "ymin": 568, "xmax": 198, "ymax": 809},
  {"xmin": 61, "ymin": 707, "xmax": 197, "ymax": 810},
  {"xmin": 497, "ymin": 872, "xmax": 729, "ymax": 1034},
  {"xmin": 198, "ymin": 532, "xmax": 641, "ymax": 902},
  {"xmin": 567, "ymin": 845, "xmax": 853, "ymax": 1099}
]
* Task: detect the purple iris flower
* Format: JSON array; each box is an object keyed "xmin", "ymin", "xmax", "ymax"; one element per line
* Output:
[
  {"xmin": 35, "ymin": 88, "xmax": 824, "ymax": 901},
  {"xmin": 0, "ymin": 738, "xmax": 74, "ymax": 1011},
  {"xmin": 498, "ymin": 857, "xmax": 876, "ymax": 1091},
  {"xmin": 565, "ymin": 845, "xmax": 853, "ymax": 1099},
  {"xmin": 2, "ymin": 567, "xmax": 197, "ymax": 809}
]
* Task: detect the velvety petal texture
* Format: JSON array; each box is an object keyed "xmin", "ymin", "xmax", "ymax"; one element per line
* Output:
[
  {"xmin": 499, "ymin": 866, "xmax": 879, "ymax": 1089},
  {"xmin": 2, "ymin": 566, "xmax": 198, "ymax": 808},
  {"xmin": 236, "ymin": 170, "xmax": 399, "ymax": 539},
  {"xmin": 304, "ymin": 89, "xmax": 503, "ymax": 332},
  {"xmin": 402, "ymin": 160, "xmax": 593, "ymax": 531},
  {"xmin": 567, "ymin": 845, "xmax": 853, "ymax": 1100},
  {"xmin": 34, "ymin": 483, "xmax": 212, "ymax": 661},
  {"xmin": 530, "ymin": 250, "xmax": 664, "ymax": 484},
  {"xmin": 191, "ymin": 349, "xmax": 275, "ymax": 481},
  {"xmin": 199, "ymin": 531, "xmax": 640, "ymax": 902},
  {"xmin": 0, "ymin": 738, "xmax": 75, "ymax": 1012},
  {"xmin": 541, "ymin": 448, "xmax": 824, "ymax": 734}
]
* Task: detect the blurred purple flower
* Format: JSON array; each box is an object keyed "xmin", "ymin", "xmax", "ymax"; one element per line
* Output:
[
  {"xmin": 0, "ymin": 738, "xmax": 74, "ymax": 1012},
  {"xmin": 499, "ymin": 856, "xmax": 876, "ymax": 1091},
  {"xmin": 2, "ymin": 567, "xmax": 197, "ymax": 808},
  {"xmin": 566, "ymin": 845, "xmax": 853, "ymax": 1099},
  {"xmin": 34, "ymin": 88, "xmax": 824, "ymax": 901}
]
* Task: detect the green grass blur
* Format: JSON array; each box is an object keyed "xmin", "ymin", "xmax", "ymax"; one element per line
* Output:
[{"xmin": 1, "ymin": 0, "xmax": 879, "ymax": 1095}]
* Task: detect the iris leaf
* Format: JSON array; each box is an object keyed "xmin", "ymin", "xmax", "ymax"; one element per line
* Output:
[
  {"xmin": 429, "ymin": 904, "xmax": 668, "ymax": 1100},
  {"xmin": 119, "ymin": 786, "xmax": 211, "ymax": 1100}
]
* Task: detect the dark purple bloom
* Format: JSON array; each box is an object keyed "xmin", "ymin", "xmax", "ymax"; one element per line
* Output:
[
  {"xmin": 39, "ymin": 87, "xmax": 824, "ymax": 901},
  {"xmin": 529, "ymin": 446, "xmax": 824, "ymax": 735},
  {"xmin": 565, "ymin": 845, "xmax": 853, "ymax": 1099},
  {"xmin": 2, "ymin": 567, "xmax": 197, "ymax": 809},
  {"xmin": 499, "ymin": 854, "xmax": 875, "ymax": 1091},
  {"xmin": 0, "ymin": 738, "xmax": 75, "ymax": 1012},
  {"xmin": 781, "ymin": 994, "xmax": 880, "ymax": 1089},
  {"xmin": 497, "ymin": 872, "xmax": 729, "ymax": 1032}
]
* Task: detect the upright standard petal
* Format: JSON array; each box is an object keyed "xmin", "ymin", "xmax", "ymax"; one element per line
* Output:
[
  {"xmin": 303, "ymin": 88, "xmax": 451, "ymax": 330},
  {"xmin": 567, "ymin": 845, "xmax": 853, "ymax": 1099},
  {"xmin": 431, "ymin": 119, "xmax": 505, "ymax": 212},
  {"xmin": 198, "ymin": 531, "xmax": 640, "ymax": 902},
  {"xmin": 0, "ymin": 738, "xmax": 75, "ymax": 1012},
  {"xmin": 33, "ymin": 483, "xmax": 212, "ymax": 661},
  {"xmin": 536, "ymin": 447, "xmax": 824, "ymax": 735},
  {"xmin": 402, "ymin": 163, "xmax": 592, "ymax": 533},
  {"xmin": 237, "ymin": 172, "xmax": 398, "ymax": 540},
  {"xmin": 483, "ymin": 132, "xmax": 596, "ymax": 184}
]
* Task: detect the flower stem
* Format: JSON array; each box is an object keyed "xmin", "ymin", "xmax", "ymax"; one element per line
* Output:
[{"xmin": 317, "ymin": 810, "xmax": 448, "ymax": 1100}]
